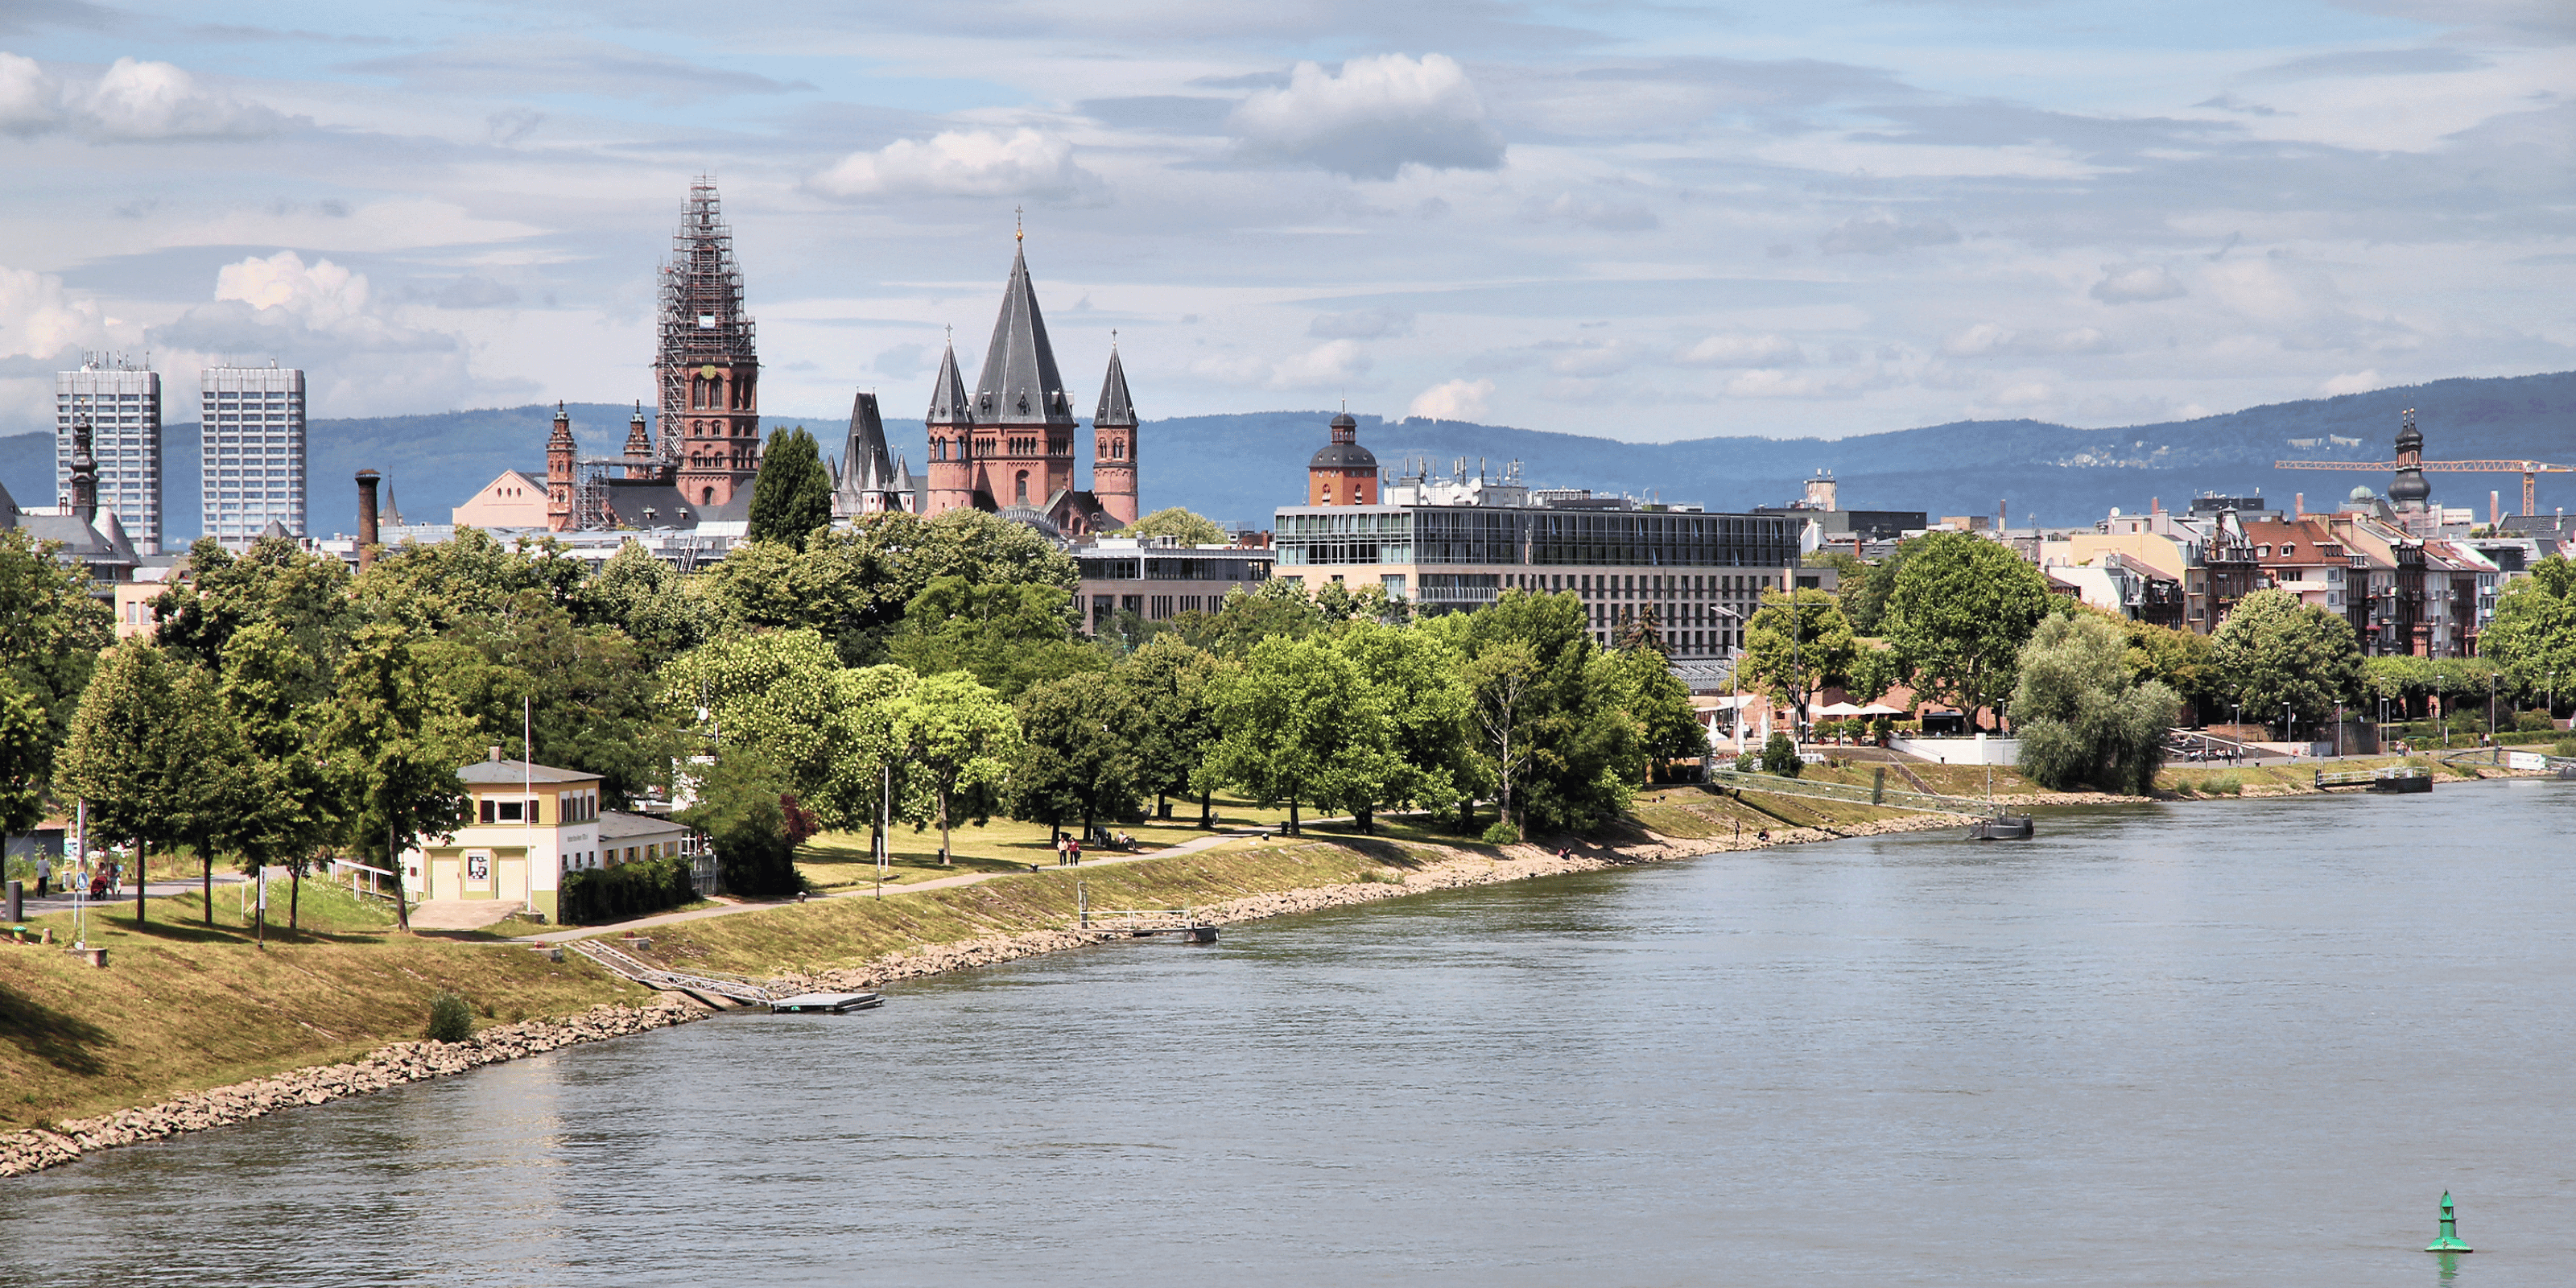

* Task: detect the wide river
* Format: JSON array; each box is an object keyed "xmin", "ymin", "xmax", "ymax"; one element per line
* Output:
[{"xmin": 7, "ymin": 780, "xmax": 2572, "ymax": 1286}]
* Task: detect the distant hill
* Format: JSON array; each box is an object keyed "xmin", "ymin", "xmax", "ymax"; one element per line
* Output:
[{"xmin": 5, "ymin": 371, "xmax": 2570, "ymax": 544}]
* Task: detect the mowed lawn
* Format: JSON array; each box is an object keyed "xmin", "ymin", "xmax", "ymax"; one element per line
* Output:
[
  {"xmin": 791, "ymin": 793, "xmax": 1469, "ymax": 890},
  {"xmin": 0, "ymin": 877, "xmax": 646, "ymax": 1129}
]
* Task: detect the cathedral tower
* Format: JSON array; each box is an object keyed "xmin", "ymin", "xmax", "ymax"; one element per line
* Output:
[
  {"xmin": 545, "ymin": 402, "xmax": 576, "ymax": 530},
  {"xmin": 657, "ymin": 179, "xmax": 762, "ymax": 512},
  {"xmin": 971, "ymin": 234, "xmax": 1076, "ymax": 511},
  {"xmin": 924, "ymin": 336, "xmax": 977, "ymax": 514}
]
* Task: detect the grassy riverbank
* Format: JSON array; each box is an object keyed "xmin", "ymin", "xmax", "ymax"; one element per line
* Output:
[{"xmin": 0, "ymin": 879, "xmax": 646, "ymax": 1130}]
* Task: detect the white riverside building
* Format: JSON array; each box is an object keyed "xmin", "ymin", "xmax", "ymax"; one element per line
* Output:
[
  {"xmin": 55, "ymin": 358, "xmax": 163, "ymax": 554},
  {"xmin": 200, "ymin": 365, "xmax": 308, "ymax": 549}
]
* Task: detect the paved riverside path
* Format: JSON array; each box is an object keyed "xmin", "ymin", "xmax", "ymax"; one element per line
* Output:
[
  {"xmin": 519, "ymin": 827, "xmax": 1270, "ymax": 945},
  {"xmin": 12, "ymin": 872, "xmax": 249, "ymax": 916}
]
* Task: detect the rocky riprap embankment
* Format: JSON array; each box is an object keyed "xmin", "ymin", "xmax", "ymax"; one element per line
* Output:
[
  {"xmin": 0, "ymin": 994, "xmax": 704, "ymax": 1179},
  {"xmin": 770, "ymin": 813, "xmax": 1965, "ymax": 997}
]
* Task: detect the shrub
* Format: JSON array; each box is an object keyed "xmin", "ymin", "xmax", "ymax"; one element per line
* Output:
[
  {"xmin": 1481, "ymin": 819, "xmax": 1523, "ymax": 846},
  {"xmin": 2514, "ymin": 710, "xmax": 2553, "ymax": 733},
  {"xmin": 1761, "ymin": 733, "xmax": 1803, "ymax": 778},
  {"xmin": 1734, "ymin": 752, "xmax": 1759, "ymax": 773},
  {"xmin": 2556, "ymin": 735, "xmax": 2576, "ymax": 758},
  {"xmin": 425, "ymin": 991, "xmax": 473, "ymax": 1043},
  {"xmin": 559, "ymin": 856, "xmax": 699, "ymax": 927}
]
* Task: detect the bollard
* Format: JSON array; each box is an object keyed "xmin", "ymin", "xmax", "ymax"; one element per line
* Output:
[
  {"xmin": 2425, "ymin": 1191, "xmax": 2472, "ymax": 1253},
  {"xmin": 6, "ymin": 878, "xmax": 19, "ymax": 923}
]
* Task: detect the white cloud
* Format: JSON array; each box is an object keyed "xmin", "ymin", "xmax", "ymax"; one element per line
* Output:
[
  {"xmin": 1229, "ymin": 53, "xmax": 1505, "ymax": 180},
  {"xmin": 215, "ymin": 250, "xmax": 371, "ymax": 328},
  {"xmin": 2320, "ymin": 369, "xmax": 2382, "ymax": 396},
  {"xmin": 1409, "ymin": 377, "xmax": 1493, "ymax": 419},
  {"xmin": 811, "ymin": 128, "xmax": 1102, "ymax": 201},
  {"xmin": 1193, "ymin": 339, "xmax": 1371, "ymax": 390},
  {"xmin": 1676, "ymin": 332, "xmax": 1802, "ymax": 368},
  {"xmin": 1547, "ymin": 342, "xmax": 1633, "ymax": 377},
  {"xmin": 0, "ymin": 52, "xmax": 60, "ymax": 135},
  {"xmin": 0, "ymin": 263, "xmax": 111, "ymax": 358},
  {"xmin": 76, "ymin": 56, "xmax": 283, "ymax": 141},
  {"xmin": 2090, "ymin": 264, "xmax": 2187, "ymax": 304}
]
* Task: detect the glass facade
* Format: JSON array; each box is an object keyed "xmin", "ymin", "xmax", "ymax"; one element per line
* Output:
[
  {"xmin": 199, "ymin": 367, "xmax": 308, "ymax": 548},
  {"xmin": 1278, "ymin": 506, "xmax": 1798, "ymax": 570}
]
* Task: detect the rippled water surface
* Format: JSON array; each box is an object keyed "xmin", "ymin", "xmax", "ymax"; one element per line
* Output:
[{"xmin": 7, "ymin": 781, "xmax": 2574, "ymax": 1286}]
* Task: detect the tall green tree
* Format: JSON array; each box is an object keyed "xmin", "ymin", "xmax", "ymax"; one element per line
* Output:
[
  {"xmin": 677, "ymin": 748, "xmax": 805, "ymax": 897},
  {"xmin": 1117, "ymin": 507, "xmax": 1228, "ymax": 546},
  {"xmin": 1208, "ymin": 634, "xmax": 1388, "ymax": 836},
  {"xmin": 151, "ymin": 535, "xmax": 356, "ymax": 680},
  {"xmin": 1009, "ymin": 671, "xmax": 1145, "ymax": 840},
  {"xmin": 1881, "ymin": 531, "xmax": 2051, "ymax": 729},
  {"xmin": 1841, "ymin": 541, "xmax": 1913, "ymax": 636},
  {"xmin": 1179, "ymin": 578, "xmax": 1333, "ymax": 656},
  {"xmin": 0, "ymin": 526, "xmax": 115, "ymax": 807},
  {"xmin": 0, "ymin": 678, "xmax": 53, "ymax": 861},
  {"xmin": 2119, "ymin": 617, "xmax": 2219, "ymax": 717},
  {"xmin": 2010, "ymin": 613, "xmax": 2182, "ymax": 795},
  {"xmin": 215, "ymin": 621, "xmax": 339, "ymax": 931},
  {"xmin": 882, "ymin": 671, "xmax": 1021, "ymax": 864},
  {"xmin": 1418, "ymin": 590, "xmax": 1638, "ymax": 835},
  {"xmin": 1736, "ymin": 588, "xmax": 1859, "ymax": 733},
  {"xmin": 1331, "ymin": 621, "xmax": 1472, "ymax": 832},
  {"xmin": 1602, "ymin": 639, "xmax": 1704, "ymax": 779},
  {"xmin": 57, "ymin": 641, "xmax": 192, "ymax": 923},
  {"xmin": 318, "ymin": 624, "xmax": 477, "ymax": 931},
  {"xmin": 2209, "ymin": 588, "xmax": 2364, "ymax": 733},
  {"xmin": 1112, "ymin": 634, "xmax": 1224, "ymax": 825},
  {"xmin": 159, "ymin": 664, "xmax": 254, "ymax": 926},
  {"xmin": 428, "ymin": 592, "xmax": 676, "ymax": 807},
  {"xmin": 744, "ymin": 426, "xmax": 834, "ymax": 551},
  {"xmin": 2482, "ymin": 555, "xmax": 2576, "ymax": 708}
]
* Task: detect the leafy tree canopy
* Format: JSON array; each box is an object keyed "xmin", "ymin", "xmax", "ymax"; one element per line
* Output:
[
  {"xmin": 2011, "ymin": 613, "xmax": 2180, "ymax": 795},
  {"xmin": 1737, "ymin": 588, "xmax": 1858, "ymax": 727},
  {"xmin": 1881, "ymin": 531, "xmax": 2050, "ymax": 726},
  {"xmin": 2481, "ymin": 555, "xmax": 2576, "ymax": 700},
  {"xmin": 1117, "ymin": 507, "xmax": 1228, "ymax": 547},
  {"xmin": 2208, "ymin": 588, "xmax": 2364, "ymax": 729},
  {"xmin": 353, "ymin": 526, "xmax": 584, "ymax": 634},
  {"xmin": 153, "ymin": 535, "xmax": 356, "ymax": 683}
]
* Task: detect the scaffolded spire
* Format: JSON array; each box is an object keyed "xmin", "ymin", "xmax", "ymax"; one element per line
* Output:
[{"xmin": 655, "ymin": 178, "xmax": 757, "ymax": 469}]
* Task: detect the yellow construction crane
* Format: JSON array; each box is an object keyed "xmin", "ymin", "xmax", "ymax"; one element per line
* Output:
[{"xmin": 2274, "ymin": 408, "xmax": 2570, "ymax": 515}]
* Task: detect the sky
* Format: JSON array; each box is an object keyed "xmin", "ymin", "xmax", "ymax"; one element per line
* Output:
[{"xmin": 0, "ymin": 0, "xmax": 2569, "ymax": 443}]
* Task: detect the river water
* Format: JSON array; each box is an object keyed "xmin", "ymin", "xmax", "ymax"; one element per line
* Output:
[{"xmin": 6, "ymin": 781, "xmax": 2572, "ymax": 1286}]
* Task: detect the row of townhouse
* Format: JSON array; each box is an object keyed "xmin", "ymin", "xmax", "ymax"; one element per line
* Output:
[{"xmin": 2041, "ymin": 496, "xmax": 2507, "ymax": 656}]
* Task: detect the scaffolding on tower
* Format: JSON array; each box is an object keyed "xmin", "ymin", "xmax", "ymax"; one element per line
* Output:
[{"xmin": 656, "ymin": 178, "xmax": 758, "ymax": 471}]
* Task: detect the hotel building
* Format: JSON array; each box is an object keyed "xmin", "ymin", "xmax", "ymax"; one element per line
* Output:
[
  {"xmin": 55, "ymin": 358, "xmax": 163, "ymax": 553},
  {"xmin": 199, "ymin": 365, "xmax": 308, "ymax": 548}
]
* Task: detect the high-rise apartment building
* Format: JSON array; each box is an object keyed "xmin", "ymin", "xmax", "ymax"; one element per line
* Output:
[
  {"xmin": 56, "ymin": 357, "xmax": 163, "ymax": 554},
  {"xmin": 199, "ymin": 365, "xmax": 308, "ymax": 548}
]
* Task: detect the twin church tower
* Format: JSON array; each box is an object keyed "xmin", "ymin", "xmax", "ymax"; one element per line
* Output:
[{"xmin": 568, "ymin": 181, "xmax": 1139, "ymax": 536}]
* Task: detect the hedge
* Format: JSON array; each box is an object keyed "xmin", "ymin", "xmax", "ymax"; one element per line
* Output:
[{"xmin": 560, "ymin": 856, "xmax": 698, "ymax": 926}]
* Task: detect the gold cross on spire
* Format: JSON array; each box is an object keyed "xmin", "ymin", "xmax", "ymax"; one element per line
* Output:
[{"xmin": 1014, "ymin": 206, "xmax": 1024, "ymax": 241}]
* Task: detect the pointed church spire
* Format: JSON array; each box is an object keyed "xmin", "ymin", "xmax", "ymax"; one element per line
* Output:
[
  {"xmin": 973, "ymin": 242, "xmax": 1072, "ymax": 426},
  {"xmin": 842, "ymin": 390, "xmax": 894, "ymax": 490},
  {"xmin": 927, "ymin": 336, "xmax": 971, "ymax": 427},
  {"xmin": 1095, "ymin": 337, "xmax": 1136, "ymax": 427}
]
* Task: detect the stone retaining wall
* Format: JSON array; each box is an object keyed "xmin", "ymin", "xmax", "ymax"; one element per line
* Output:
[{"xmin": 0, "ymin": 994, "xmax": 705, "ymax": 1179}]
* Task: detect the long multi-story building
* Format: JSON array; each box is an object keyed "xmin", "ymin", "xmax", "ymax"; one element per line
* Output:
[
  {"xmin": 56, "ymin": 357, "xmax": 163, "ymax": 553},
  {"xmin": 1271, "ymin": 415, "xmax": 1801, "ymax": 655},
  {"xmin": 198, "ymin": 365, "xmax": 307, "ymax": 549}
]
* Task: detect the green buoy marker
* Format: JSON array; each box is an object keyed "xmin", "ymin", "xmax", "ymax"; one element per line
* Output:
[{"xmin": 2425, "ymin": 1191, "xmax": 2472, "ymax": 1253}]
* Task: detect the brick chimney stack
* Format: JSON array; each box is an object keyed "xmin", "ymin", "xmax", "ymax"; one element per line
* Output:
[{"xmin": 355, "ymin": 469, "xmax": 382, "ymax": 570}]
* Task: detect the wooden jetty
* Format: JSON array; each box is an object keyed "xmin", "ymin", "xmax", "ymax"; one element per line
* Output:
[
  {"xmin": 2315, "ymin": 766, "xmax": 2433, "ymax": 794},
  {"xmin": 767, "ymin": 992, "xmax": 883, "ymax": 1014}
]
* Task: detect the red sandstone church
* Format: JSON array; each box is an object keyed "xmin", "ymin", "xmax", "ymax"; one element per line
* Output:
[{"xmin": 540, "ymin": 182, "xmax": 1139, "ymax": 538}]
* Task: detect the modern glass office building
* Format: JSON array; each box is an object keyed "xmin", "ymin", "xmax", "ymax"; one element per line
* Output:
[
  {"xmin": 199, "ymin": 365, "xmax": 308, "ymax": 548},
  {"xmin": 55, "ymin": 359, "xmax": 163, "ymax": 554}
]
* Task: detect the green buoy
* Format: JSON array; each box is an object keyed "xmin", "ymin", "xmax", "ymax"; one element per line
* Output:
[{"xmin": 2425, "ymin": 1191, "xmax": 2472, "ymax": 1253}]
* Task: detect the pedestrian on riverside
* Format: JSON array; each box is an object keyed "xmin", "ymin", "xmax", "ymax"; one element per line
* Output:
[
  {"xmin": 1055, "ymin": 835, "xmax": 1067, "ymax": 866},
  {"xmin": 1070, "ymin": 839, "xmax": 1082, "ymax": 866},
  {"xmin": 34, "ymin": 856, "xmax": 47, "ymax": 897}
]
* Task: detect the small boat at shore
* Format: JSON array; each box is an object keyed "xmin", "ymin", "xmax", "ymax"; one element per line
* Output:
[
  {"xmin": 1967, "ymin": 814, "xmax": 2034, "ymax": 841},
  {"xmin": 768, "ymin": 991, "xmax": 883, "ymax": 1014}
]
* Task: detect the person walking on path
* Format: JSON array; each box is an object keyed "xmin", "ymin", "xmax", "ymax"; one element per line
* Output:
[
  {"xmin": 1055, "ymin": 835, "xmax": 1067, "ymax": 866},
  {"xmin": 1070, "ymin": 839, "xmax": 1082, "ymax": 866},
  {"xmin": 35, "ymin": 856, "xmax": 48, "ymax": 897}
]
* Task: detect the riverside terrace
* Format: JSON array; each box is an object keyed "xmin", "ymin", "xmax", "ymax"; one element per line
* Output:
[{"xmin": 1272, "ymin": 497, "xmax": 1805, "ymax": 654}]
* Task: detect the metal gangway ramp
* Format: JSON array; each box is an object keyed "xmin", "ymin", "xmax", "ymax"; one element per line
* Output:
[
  {"xmin": 568, "ymin": 938, "xmax": 778, "ymax": 1005},
  {"xmin": 1706, "ymin": 767, "xmax": 2001, "ymax": 818}
]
